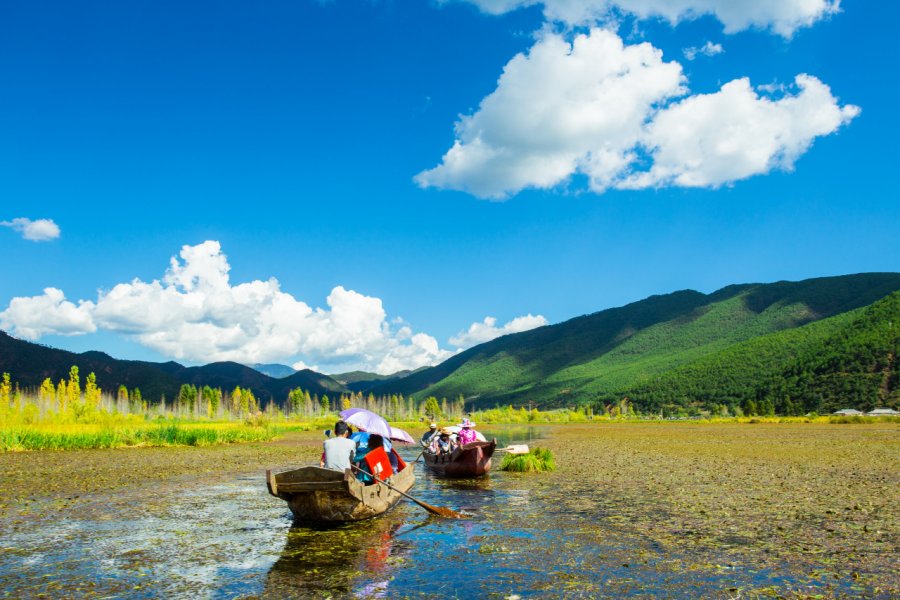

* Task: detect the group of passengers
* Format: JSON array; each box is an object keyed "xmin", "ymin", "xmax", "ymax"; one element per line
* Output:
[
  {"xmin": 320, "ymin": 420, "xmax": 406, "ymax": 484},
  {"xmin": 421, "ymin": 418, "xmax": 479, "ymax": 456}
]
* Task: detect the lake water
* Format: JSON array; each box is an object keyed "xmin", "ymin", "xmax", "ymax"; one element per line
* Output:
[{"xmin": 0, "ymin": 425, "xmax": 885, "ymax": 598}]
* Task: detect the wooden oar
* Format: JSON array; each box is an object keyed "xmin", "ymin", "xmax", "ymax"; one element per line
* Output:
[
  {"xmin": 495, "ymin": 444, "xmax": 530, "ymax": 455},
  {"xmin": 351, "ymin": 465, "xmax": 465, "ymax": 519}
]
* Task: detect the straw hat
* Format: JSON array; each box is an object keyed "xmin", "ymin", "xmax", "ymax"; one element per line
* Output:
[{"xmin": 440, "ymin": 427, "xmax": 453, "ymax": 436}]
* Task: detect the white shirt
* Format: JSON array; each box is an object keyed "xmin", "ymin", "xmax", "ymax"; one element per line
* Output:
[{"xmin": 323, "ymin": 436, "xmax": 356, "ymax": 471}]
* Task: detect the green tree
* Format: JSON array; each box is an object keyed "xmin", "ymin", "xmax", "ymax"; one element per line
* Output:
[
  {"xmin": 178, "ymin": 384, "xmax": 198, "ymax": 414},
  {"xmin": 39, "ymin": 378, "xmax": 56, "ymax": 403},
  {"xmin": 0, "ymin": 373, "xmax": 10, "ymax": 407},
  {"xmin": 423, "ymin": 396, "xmax": 441, "ymax": 420},
  {"xmin": 66, "ymin": 366, "xmax": 81, "ymax": 407},
  {"xmin": 84, "ymin": 372, "xmax": 101, "ymax": 408}
]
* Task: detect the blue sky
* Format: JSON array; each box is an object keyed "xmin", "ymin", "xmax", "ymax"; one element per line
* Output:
[{"xmin": 1, "ymin": 0, "xmax": 897, "ymax": 374}]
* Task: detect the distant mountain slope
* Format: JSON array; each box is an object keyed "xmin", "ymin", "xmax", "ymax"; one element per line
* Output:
[
  {"xmin": 250, "ymin": 363, "xmax": 297, "ymax": 379},
  {"xmin": 373, "ymin": 273, "xmax": 900, "ymax": 411},
  {"xmin": 0, "ymin": 332, "xmax": 348, "ymax": 404},
  {"xmin": 333, "ymin": 368, "xmax": 426, "ymax": 392}
]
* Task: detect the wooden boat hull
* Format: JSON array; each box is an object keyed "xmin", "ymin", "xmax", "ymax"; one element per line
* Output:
[
  {"xmin": 267, "ymin": 463, "xmax": 415, "ymax": 522},
  {"xmin": 423, "ymin": 439, "xmax": 496, "ymax": 478}
]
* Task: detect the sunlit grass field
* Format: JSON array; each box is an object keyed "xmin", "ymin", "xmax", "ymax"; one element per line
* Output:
[{"xmin": 0, "ymin": 421, "xmax": 284, "ymax": 451}]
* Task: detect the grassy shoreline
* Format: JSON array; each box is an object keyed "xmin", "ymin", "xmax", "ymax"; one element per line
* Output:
[{"xmin": 3, "ymin": 414, "xmax": 897, "ymax": 452}]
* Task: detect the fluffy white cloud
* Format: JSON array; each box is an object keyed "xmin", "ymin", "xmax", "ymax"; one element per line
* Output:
[
  {"xmin": 417, "ymin": 29, "xmax": 858, "ymax": 198},
  {"xmin": 1, "ymin": 241, "xmax": 547, "ymax": 374},
  {"xmin": 84, "ymin": 241, "xmax": 445, "ymax": 372},
  {"xmin": 416, "ymin": 29, "xmax": 685, "ymax": 198},
  {"xmin": 450, "ymin": 314, "xmax": 548, "ymax": 349},
  {"xmin": 683, "ymin": 41, "xmax": 723, "ymax": 60},
  {"xmin": 454, "ymin": 0, "xmax": 840, "ymax": 36},
  {"xmin": 376, "ymin": 333, "xmax": 455, "ymax": 374},
  {"xmin": 0, "ymin": 287, "xmax": 96, "ymax": 338},
  {"xmin": 622, "ymin": 75, "xmax": 860, "ymax": 189},
  {"xmin": 1, "ymin": 218, "xmax": 61, "ymax": 242}
]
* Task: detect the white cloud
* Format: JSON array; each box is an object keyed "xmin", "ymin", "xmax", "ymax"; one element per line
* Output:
[
  {"xmin": 416, "ymin": 29, "xmax": 685, "ymax": 198},
  {"xmin": 0, "ymin": 287, "xmax": 96, "ymax": 338},
  {"xmin": 291, "ymin": 359, "xmax": 319, "ymax": 372},
  {"xmin": 3, "ymin": 241, "xmax": 530, "ymax": 375},
  {"xmin": 450, "ymin": 314, "xmax": 548, "ymax": 349},
  {"xmin": 683, "ymin": 41, "xmax": 723, "ymax": 60},
  {"xmin": 1, "ymin": 218, "xmax": 61, "ymax": 242},
  {"xmin": 622, "ymin": 75, "xmax": 860, "ymax": 189},
  {"xmin": 376, "ymin": 333, "xmax": 455, "ymax": 375},
  {"xmin": 454, "ymin": 0, "xmax": 840, "ymax": 37},
  {"xmin": 417, "ymin": 29, "xmax": 858, "ymax": 198}
]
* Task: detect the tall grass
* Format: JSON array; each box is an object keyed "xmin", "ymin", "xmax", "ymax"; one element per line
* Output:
[
  {"xmin": 0, "ymin": 422, "xmax": 281, "ymax": 451},
  {"xmin": 500, "ymin": 447, "xmax": 556, "ymax": 473}
]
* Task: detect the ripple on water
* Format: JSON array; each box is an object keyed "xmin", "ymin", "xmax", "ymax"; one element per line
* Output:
[{"xmin": 1, "ymin": 425, "xmax": 894, "ymax": 598}]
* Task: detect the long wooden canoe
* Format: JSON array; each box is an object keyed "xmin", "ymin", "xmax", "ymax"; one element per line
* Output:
[
  {"xmin": 266, "ymin": 463, "xmax": 415, "ymax": 522},
  {"xmin": 423, "ymin": 439, "xmax": 497, "ymax": 478}
]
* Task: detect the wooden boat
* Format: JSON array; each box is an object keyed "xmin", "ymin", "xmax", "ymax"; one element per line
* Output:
[
  {"xmin": 266, "ymin": 463, "xmax": 415, "ymax": 522},
  {"xmin": 423, "ymin": 439, "xmax": 497, "ymax": 478}
]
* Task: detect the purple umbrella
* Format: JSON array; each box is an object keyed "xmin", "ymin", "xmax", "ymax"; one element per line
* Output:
[
  {"xmin": 389, "ymin": 426, "xmax": 415, "ymax": 445},
  {"xmin": 339, "ymin": 408, "xmax": 391, "ymax": 438}
]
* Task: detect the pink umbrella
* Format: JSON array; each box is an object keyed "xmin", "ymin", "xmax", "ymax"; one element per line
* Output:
[
  {"xmin": 389, "ymin": 426, "xmax": 415, "ymax": 445},
  {"xmin": 339, "ymin": 408, "xmax": 391, "ymax": 438}
]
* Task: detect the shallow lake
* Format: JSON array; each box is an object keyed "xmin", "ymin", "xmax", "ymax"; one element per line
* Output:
[{"xmin": 1, "ymin": 424, "xmax": 892, "ymax": 598}]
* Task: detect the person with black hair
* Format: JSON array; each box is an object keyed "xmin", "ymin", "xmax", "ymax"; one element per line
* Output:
[
  {"xmin": 321, "ymin": 420, "xmax": 356, "ymax": 472},
  {"xmin": 358, "ymin": 433, "xmax": 393, "ymax": 484}
]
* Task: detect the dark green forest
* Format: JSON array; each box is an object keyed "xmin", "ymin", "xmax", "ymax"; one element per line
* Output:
[{"xmin": 374, "ymin": 273, "xmax": 900, "ymax": 414}]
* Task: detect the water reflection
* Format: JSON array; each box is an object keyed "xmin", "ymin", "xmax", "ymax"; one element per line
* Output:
[{"xmin": 265, "ymin": 515, "xmax": 413, "ymax": 598}]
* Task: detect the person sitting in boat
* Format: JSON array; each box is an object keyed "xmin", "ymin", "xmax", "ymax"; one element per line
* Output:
[
  {"xmin": 358, "ymin": 433, "xmax": 393, "ymax": 484},
  {"xmin": 420, "ymin": 422, "xmax": 438, "ymax": 447},
  {"xmin": 457, "ymin": 418, "xmax": 478, "ymax": 446},
  {"xmin": 321, "ymin": 420, "xmax": 356, "ymax": 472},
  {"xmin": 429, "ymin": 427, "xmax": 457, "ymax": 456}
]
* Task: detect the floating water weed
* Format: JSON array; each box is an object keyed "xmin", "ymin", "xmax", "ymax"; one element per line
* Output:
[{"xmin": 500, "ymin": 447, "xmax": 555, "ymax": 472}]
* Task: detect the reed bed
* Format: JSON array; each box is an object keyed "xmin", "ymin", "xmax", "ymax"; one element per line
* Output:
[{"xmin": 0, "ymin": 422, "xmax": 280, "ymax": 451}]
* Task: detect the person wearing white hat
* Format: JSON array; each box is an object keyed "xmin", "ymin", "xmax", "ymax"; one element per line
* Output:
[
  {"xmin": 457, "ymin": 418, "xmax": 478, "ymax": 446},
  {"xmin": 420, "ymin": 422, "xmax": 438, "ymax": 447}
]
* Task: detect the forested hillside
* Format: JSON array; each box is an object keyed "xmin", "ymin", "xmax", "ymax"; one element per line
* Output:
[
  {"xmin": 626, "ymin": 291, "xmax": 900, "ymax": 414},
  {"xmin": 0, "ymin": 332, "xmax": 348, "ymax": 403},
  {"xmin": 374, "ymin": 273, "xmax": 900, "ymax": 413}
]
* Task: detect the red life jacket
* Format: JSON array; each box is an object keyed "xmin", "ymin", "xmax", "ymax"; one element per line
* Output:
[
  {"xmin": 392, "ymin": 449, "xmax": 407, "ymax": 471},
  {"xmin": 363, "ymin": 447, "xmax": 394, "ymax": 481}
]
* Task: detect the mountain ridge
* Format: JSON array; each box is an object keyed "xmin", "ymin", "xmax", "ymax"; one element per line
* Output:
[
  {"xmin": 371, "ymin": 272, "xmax": 900, "ymax": 412},
  {"xmin": 2, "ymin": 272, "xmax": 898, "ymax": 413}
]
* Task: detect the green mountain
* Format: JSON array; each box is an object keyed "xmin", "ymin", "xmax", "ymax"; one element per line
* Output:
[
  {"xmin": 0, "ymin": 332, "xmax": 348, "ymax": 404},
  {"xmin": 331, "ymin": 368, "xmax": 427, "ymax": 392},
  {"xmin": 371, "ymin": 273, "xmax": 900, "ymax": 413}
]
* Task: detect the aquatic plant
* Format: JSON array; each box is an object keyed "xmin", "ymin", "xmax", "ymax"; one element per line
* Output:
[{"xmin": 500, "ymin": 447, "xmax": 555, "ymax": 472}]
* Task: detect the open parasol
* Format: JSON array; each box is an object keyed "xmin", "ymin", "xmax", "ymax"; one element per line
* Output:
[
  {"xmin": 389, "ymin": 426, "xmax": 415, "ymax": 445},
  {"xmin": 339, "ymin": 408, "xmax": 391, "ymax": 438}
]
